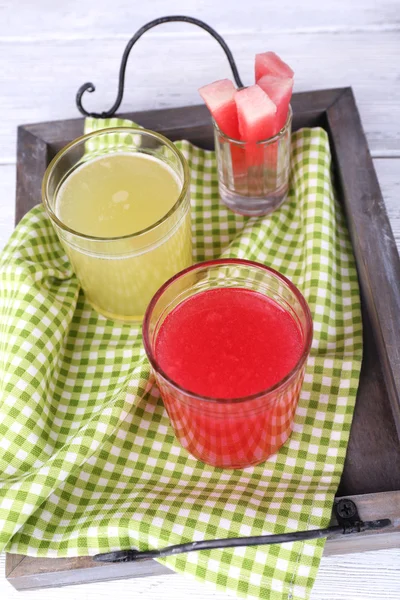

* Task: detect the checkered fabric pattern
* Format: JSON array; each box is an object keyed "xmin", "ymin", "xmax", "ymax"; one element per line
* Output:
[{"xmin": 0, "ymin": 119, "xmax": 362, "ymax": 600}]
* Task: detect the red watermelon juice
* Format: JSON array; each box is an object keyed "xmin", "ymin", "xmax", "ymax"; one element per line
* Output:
[{"xmin": 143, "ymin": 259, "xmax": 313, "ymax": 469}]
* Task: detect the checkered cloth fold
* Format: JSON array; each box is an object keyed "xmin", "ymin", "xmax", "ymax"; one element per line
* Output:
[{"xmin": 0, "ymin": 118, "xmax": 362, "ymax": 600}]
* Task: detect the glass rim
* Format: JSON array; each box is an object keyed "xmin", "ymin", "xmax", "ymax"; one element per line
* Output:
[
  {"xmin": 213, "ymin": 104, "xmax": 292, "ymax": 146},
  {"xmin": 143, "ymin": 258, "xmax": 313, "ymax": 405},
  {"xmin": 41, "ymin": 126, "xmax": 190, "ymax": 242}
]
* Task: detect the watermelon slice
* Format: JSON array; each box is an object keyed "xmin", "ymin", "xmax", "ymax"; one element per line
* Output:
[
  {"xmin": 255, "ymin": 52, "xmax": 294, "ymax": 82},
  {"xmin": 198, "ymin": 79, "xmax": 245, "ymax": 186},
  {"xmin": 198, "ymin": 79, "xmax": 240, "ymax": 139},
  {"xmin": 235, "ymin": 85, "xmax": 277, "ymax": 142},
  {"xmin": 235, "ymin": 85, "xmax": 278, "ymax": 170},
  {"xmin": 257, "ymin": 75, "xmax": 293, "ymax": 133}
]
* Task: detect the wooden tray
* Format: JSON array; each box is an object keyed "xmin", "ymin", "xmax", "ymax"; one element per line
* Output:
[{"xmin": 7, "ymin": 87, "xmax": 400, "ymax": 591}]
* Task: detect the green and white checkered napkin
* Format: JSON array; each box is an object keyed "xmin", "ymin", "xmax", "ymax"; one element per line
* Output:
[{"xmin": 0, "ymin": 118, "xmax": 362, "ymax": 600}]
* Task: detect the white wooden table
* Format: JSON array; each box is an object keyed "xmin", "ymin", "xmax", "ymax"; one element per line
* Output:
[{"xmin": 1, "ymin": 1, "xmax": 400, "ymax": 598}]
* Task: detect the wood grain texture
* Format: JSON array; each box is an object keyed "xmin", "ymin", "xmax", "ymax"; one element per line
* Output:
[
  {"xmin": 1, "ymin": 1, "xmax": 400, "ymax": 598},
  {"xmin": 13, "ymin": 90, "xmax": 335, "ymax": 239},
  {"xmin": 2, "ymin": 549, "xmax": 400, "ymax": 600},
  {"xmin": 7, "ymin": 91, "xmax": 400, "ymax": 592},
  {"xmin": 15, "ymin": 127, "xmax": 50, "ymax": 225},
  {"xmin": 5, "ymin": 491, "xmax": 400, "ymax": 591},
  {"xmin": 337, "ymin": 302, "xmax": 400, "ymax": 496},
  {"xmin": 325, "ymin": 491, "xmax": 400, "ymax": 555},
  {"xmin": 14, "ymin": 89, "xmax": 400, "ymax": 496},
  {"xmin": 0, "ymin": 31, "xmax": 399, "ymax": 162},
  {"xmin": 5, "ymin": 553, "xmax": 172, "ymax": 591},
  {"xmin": 328, "ymin": 89, "xmax": 400, "ymax": 437},
  {"xmin": 22, "ymin": 87, "xmax": 332, "ymax": 147},
  {"xmin": 2, "ymin": 0, "xmax": 399, "ymax": 37},
  {"xmin": 375, "ymin": 158, "xmax": 400, "ymax": 234}
]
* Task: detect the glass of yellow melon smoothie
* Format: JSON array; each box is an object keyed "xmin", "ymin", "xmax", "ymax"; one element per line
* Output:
[{"xmin": 42, "ymin": 128, "xmax": 192, "ymax": 322}]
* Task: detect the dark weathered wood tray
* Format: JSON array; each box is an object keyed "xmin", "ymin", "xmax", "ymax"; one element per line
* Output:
[{"xmin": 7, "ymin": 88, "xmax": 400, "ymax": 591}]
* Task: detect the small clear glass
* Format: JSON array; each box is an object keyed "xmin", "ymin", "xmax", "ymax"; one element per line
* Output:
[
  {"xmin": 42, "ymin": 128, "xmax": 192, "ymax": 322},
  {"xmin": 214, "ymin": 107, "xmax": 292, "ymax": 217},
  {"xmin": 143, "ymin": 259, "xmax": 313, "ymax": 469}
]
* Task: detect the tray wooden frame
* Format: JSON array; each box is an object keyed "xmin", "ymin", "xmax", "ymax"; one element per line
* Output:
[{"xmin": 7, "ymin": 87, "xmax": 400, "ymax": 590}]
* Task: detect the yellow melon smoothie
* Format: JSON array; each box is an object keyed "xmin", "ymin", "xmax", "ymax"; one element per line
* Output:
[{"xmin": 42, "ymin": 128, "xmax": 192, "ymax": 321}]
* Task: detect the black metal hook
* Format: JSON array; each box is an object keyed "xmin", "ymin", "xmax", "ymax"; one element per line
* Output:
[{"xmin": 76, "ymin": 15, "xmax": 245, "ymax": 118}]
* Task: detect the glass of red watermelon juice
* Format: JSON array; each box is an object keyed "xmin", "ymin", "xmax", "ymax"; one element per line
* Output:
[
  {"xmin": 214, "ymin": 107, "xmax": 292, "ymax": 217},
  {"xmin": 143, "ymin": 258, "xmax": 312, "ymax": 469}
]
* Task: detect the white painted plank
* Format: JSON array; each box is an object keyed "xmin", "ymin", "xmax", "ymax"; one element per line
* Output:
[
  {"xmin": 2, "ymin": 549, "xmax": 400, "ymax": 600},
  {"xmin": 1, "ymin": 0, "xmax": 399, "ymax": 38},
  {"xmin": 311, "ymin": 549, "xmax": 400, "ymax": 599},
  {"xmin": 0, "ymin": 31, "xmax": 399, "ymax": 164},
  {"xmin": 375, "ymin": 158, "xmax": 400, "ymax": 241}
]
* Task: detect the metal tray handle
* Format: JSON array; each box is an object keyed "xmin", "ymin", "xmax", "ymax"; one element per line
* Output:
[{"xmin": 76, "ymin": 15, "xmax": 245, "ymax": 118}]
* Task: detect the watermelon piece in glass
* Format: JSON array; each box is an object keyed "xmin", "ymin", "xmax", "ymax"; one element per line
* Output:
[
  {"xmin": 199, "ymin": 49, "xmax": 294, "ymax": 216},
  {"xmin": 255, "ymin": 51, "xmax": 294, "ymax": 82},
  {"xmin": 235, "ymin": 84, "xmax": 277, "ymax": 142},
  {"xmin": 199, "ymin": 78, "xmax": 246, "ymax": 185},
  {"xmin": 257, "ymin": 75, "xmax": 293, "ymax": 133},
  {"xmin": 235, "ymin": 84, "xmax": 277, "ymax": 169},
  {"xmin": 198, "ymin": 79, "xmax": 240, "ymax": 139}
]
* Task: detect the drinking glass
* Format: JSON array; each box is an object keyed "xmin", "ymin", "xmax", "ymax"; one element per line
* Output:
[
  {"xmin": 214, "ymin": 107, "xmax": 292, "ymax": 217},
  {"xmin": 42, "ymin": 128, "xmax": 192, "ymax": 322},
  {"xmin": 143, "ymin": 258, "xmax": 312, "ymax": 468}
]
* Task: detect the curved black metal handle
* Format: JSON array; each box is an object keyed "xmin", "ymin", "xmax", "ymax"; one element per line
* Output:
[{"xmin": 76, "ymin": 15, "xmax": 245, "ymax": 118}]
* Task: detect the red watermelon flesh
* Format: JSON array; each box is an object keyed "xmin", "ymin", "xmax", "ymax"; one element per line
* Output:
[
  {"xmin": 235, "ymin": 85, "xmax": 277, "ymax": 142},
  {"xmin": 235, "ymin": 85, "xmax": 278, "ymax": 169},
  {"xmin": 257, "ymin": 75, "xmax": 293, "ymax": 133},
  {"xmin": 198, "ymin": 79, "xmax": 240, "ymax": 139},
  {"xmin": 255, "ymin": 52, "xmax": 294, "ymax": 82}
]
